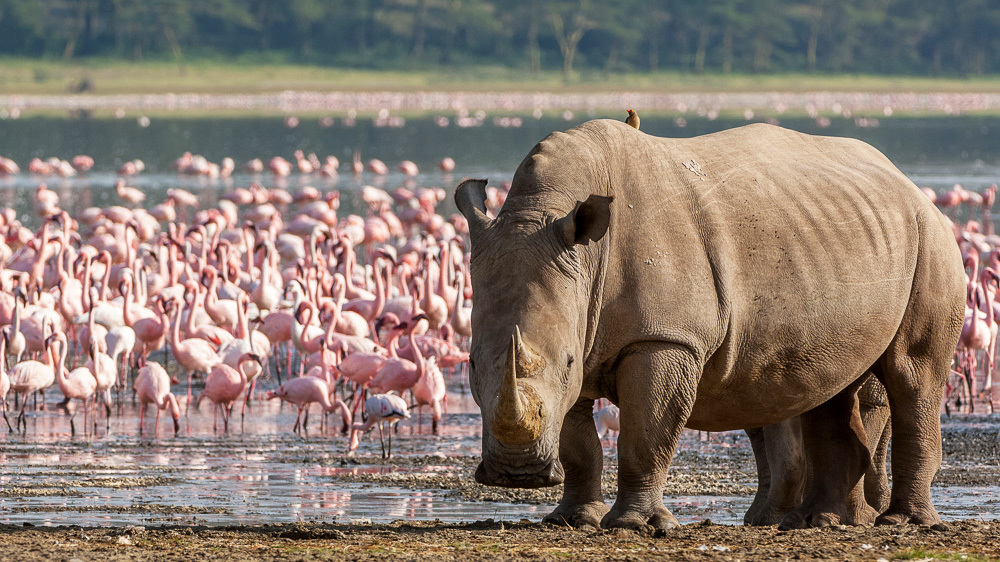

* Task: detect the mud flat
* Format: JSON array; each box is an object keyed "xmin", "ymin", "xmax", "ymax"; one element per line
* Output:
[{"xmin": 2, "ymin": 519, "xmax": 1000, "ymax": 561}]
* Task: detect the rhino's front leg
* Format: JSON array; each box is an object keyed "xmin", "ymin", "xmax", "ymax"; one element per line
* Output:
[
  {"xmin": 602, "ymin": 343, "xmax": 698, "ymax": 530},
  {"xmin": 542, "ymin": 398, "xmax": 608, "ymax": 528}
]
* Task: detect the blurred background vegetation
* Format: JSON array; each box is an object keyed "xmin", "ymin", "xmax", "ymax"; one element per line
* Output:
[{"xmin": 1, "ymin": 0, "xmax": 998, "ymax": 79}]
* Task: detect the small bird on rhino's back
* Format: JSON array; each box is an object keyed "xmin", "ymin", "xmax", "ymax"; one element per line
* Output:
[{"xmin": 625, "ymin": 109, "xmax": 640, "ymax": 130}]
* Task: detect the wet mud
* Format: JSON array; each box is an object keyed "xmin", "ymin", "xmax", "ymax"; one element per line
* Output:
[{"xmin": 3, "ymin": 519, "xmax": 1000, "ymax": 561}]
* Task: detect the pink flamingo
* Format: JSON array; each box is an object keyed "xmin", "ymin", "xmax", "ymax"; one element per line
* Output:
[
  {"xmin": 115, "ymin": 179, "xmax": 146, "ymax": 206},
  {"xmin": 410, "ymin": 355, "xmax": 446, "ymax": 433},
  {"xmin": 182, "ymin": 284, "xmax": 229, "ymax": 348},
  {"xmin": 399, "ymin": 160, "xmax": 418, "ymax": 176},
  {"xmin": 450, "ymin": 270, "xmax": 472, "ymax": 340},
  {"xmin": 957, "ymin": 254, "xmax": 994, "ymax": 409},
  {"xmin": 266, "ymin": 376, "xmax": 352, "ymax": 434},
  {"xmin": 397, "ymin": 333, "xmax": 469, "ymax": 369},
  {"xmin": 351, "ymin": 150, "xmax": 363, "ymax": 175},
  {"xmin": 131, "ymin": 296, "xmax": 169, "ymax": 362},
  {"xmin": 196, "ymin": 353, "xmax": 262, "ymax": 432},
  {"xmin": 150, "ymin": 197, "xmax": 177, "ymax": 223},
  {"xmin": 134, "ymin": 361, "xmax": 180, "ymax": 437},
  {"xmin": 54, "ymin": 335, "xmax": 97, "ymax": 436},
  {"xmin": 369, "ymin": 316, "xmax": 427, "ymax": 395},
  {"xmin": 367, "ymin": 158, "xmax": 388, "ymax": 175},
  {"xmin": 295, "ymin": 302, "xmax": 327, "ymax": 355},
  {"xmin": 9, "ymin": 332, "xmax": 57, "ymax": 433},
  {"xmin": 201, "ymin": 267, "xmax": 238, "ymax": 331},
  {"xmin": 332, "ymin": 275, "xmax": 371, "ymax": 337},
  {"xmin": 977, "ymin": 267, "xmax": 1000, "ymax": 411},
  {"xmin": 168, "ymin": 299, "xmax": 222, "ymax": 401},
  {"xmin": 217, "ymin": 293, "xmax": 271, "ymax": 418},
  {"xmin": 415, "ymin": 274, "xmax": 448, "ymax": 332},
  {"xmin": 337, "ymin": 349, "xmax": 387, "ymax": 387},
  {"xmin": 85, "ymin": 332, "xmax": 117, "ymax": 428}
]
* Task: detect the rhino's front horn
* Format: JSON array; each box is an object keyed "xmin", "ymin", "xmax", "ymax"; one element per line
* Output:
[{"xmin": 490, "ymin": 328, "xmax": 545, "ymax": 446}]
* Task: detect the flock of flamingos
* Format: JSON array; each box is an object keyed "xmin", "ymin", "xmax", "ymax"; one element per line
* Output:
[
  {"xmin": 0, "ymin": 151, "xmax": 480, "ymax": 457},
  {"xmin": 0, "ymin": 149, "xmax": 996, "ymax": 458},
  {"xmin": 932, "ymin": 182, "xmax": 1000, "ymax": 415}
]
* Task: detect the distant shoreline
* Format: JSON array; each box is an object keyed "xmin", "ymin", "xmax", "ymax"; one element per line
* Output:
[{"xmin": 2, "ymin": 90, "xmax": 999, "ymax": 118}]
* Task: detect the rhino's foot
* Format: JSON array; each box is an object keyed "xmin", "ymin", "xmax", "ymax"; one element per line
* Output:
[
  {"xmin": 601, "ymin": 504, "xmax": 679, "ymax": 531},
  {"xmin": 777, "ymin": 509, "xmax": 840, "ymax": 530},
  {"xmin": 875, "ymin": 507, "xmax": 941, "ymax": 526},
  {"xmin": 743, "ymin": 505, "xmax": 789, "ymax": 527},
  {"xmin": 845, "ymin": 502, "xmax": 878, "ymax": 527},
  {"xmin": 542, "ymin": 501, "xmax": 609, "ymax": 529}
]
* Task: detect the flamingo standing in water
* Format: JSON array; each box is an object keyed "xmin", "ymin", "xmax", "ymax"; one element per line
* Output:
[
  {"xmin": 957, "ymin": 253, "xmax": 995, "ymax": 409},
  {"xmin": 196, "ymin": 353, "xmax": 262, "ymax": 432},
  {"xmin": 115, "ymin": 179, "xmax": 146, "ymax": 206},
  {"xmin": 975, "ymin": 267, "xmax": 1000, "ymax": 412},
  {"xmin": 54, "ymin": 335, "xmax": 98, "ymax": 436},
  {"xmin": 9, "ymin": 333, "xmax": 57, "ymax": 433},
  {"xmin": 134, "ymin": 361, "xmax": 180, "ymax": 437},
  {"xmin": 266, "ymin": 376, "xmax": 352, "ymax": 434},
  {"xmin": 349, "ymin": 393, "xmax": 410, "ymax": 459}
]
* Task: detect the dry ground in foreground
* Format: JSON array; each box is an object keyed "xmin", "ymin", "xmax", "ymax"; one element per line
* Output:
[{"xmin": 1, "ymin": 519, "xmax": 999, "ymax": 561}]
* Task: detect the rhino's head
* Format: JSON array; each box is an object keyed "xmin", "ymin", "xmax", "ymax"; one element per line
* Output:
[{"xmin": 455, "ymin": 178, "xmax": 612, "ymax": 488}]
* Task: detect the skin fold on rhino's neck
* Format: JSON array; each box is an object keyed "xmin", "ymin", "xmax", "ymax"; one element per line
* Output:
[{"xmin": 579, "ymin": 227, "xmax": 611, "ymax": 396}]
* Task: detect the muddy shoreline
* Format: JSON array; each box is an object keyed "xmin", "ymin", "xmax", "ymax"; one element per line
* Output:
[{"xmin": 2, "ymin": 519, "xmax": 999, "ymax": 561}]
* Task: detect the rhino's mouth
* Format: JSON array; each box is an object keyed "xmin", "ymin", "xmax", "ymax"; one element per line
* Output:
[{"xmin": 474, "ymin": 458, "xmax": 565, "ymax": 488}]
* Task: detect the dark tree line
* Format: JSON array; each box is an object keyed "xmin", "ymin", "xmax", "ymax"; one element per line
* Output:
[{"xmin": 2, "ymin": 0, "xmax": 999, "ymax": 76}]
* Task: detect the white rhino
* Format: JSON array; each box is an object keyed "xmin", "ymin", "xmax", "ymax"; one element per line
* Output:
[{"xmin": 456, "ymin": 119, "xmax": 963, "ymax": 530}]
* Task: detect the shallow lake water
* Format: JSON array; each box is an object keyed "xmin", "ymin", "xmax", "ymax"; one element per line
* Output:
[
  {"xmin": 0, "ymin": 113, "xmax": 998, "ymax": 526},
  {"xmin": 0, "ymin": 113, "xmax": 999, "ymax": 225}
]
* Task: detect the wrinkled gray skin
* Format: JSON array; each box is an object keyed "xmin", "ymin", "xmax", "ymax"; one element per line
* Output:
[
  {"xmin": 456, "ymin": 120, "xmax": 964, "ymax": 530},
  {"xmin": 744, "ymin": 375, "xmax": 891, "ymax": 527}
]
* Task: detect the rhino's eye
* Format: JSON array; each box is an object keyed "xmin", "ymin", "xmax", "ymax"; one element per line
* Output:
[{"xmin": 566, "ymin": 354, "xmax": 574, "ymax": 368}]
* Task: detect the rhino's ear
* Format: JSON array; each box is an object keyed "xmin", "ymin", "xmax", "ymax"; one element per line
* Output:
[
  {"xmin": 558, "ymin": 194, "xmax": 613, "ymax": 247},
  {"xmin": 454, "ymin": 178, "xmax": 491, "ymax": 235}
]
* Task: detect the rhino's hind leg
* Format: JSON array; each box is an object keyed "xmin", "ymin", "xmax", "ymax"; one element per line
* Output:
[
  {"xmin": 859, "ymin": 376, "xmax": 891, "ymax": 515},
  {"xmin": 543, "ymin": 398, "xmax": 609, "ymax": 528},
  {"xmin": 778, "ymin": 379, "xmax": 874, "ymax": 530},
  {"xmin": 744, "ymin": 418, "xmax": 806, "ymax": 526},
  {"xmin": 872, "ymin": 353, "xmax": 949, "ymax": 526},
  {"xmin": 601, "ymin": 343, "xmax": 698, "ymax": 530},
  {"xmin": 873, "ymin": 249, "xmax": 960, "ymax": 526}
]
